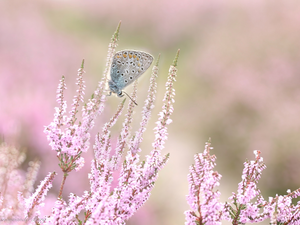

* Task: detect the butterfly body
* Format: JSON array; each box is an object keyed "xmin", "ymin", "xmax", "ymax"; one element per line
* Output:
[{"xmin": 108, "ymin": 50, "xmax": 154, "ymax": 97}]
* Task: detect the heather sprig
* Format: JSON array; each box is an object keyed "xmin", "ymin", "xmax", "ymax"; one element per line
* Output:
[
  {"xmin": 112, "ymin": 79, "xmax": 138, "ymax": 168},
  {"xmin": 84, "ymin": 50, "xmax": 179, "ymax": 224},
  {"xmin": 23, "ymin": 172, "xmax": 57, "ymax": 221},
  {"xmin": 43, "ymin": 22, "xmax": 121, "ymax": 200},
  {"xmin": 185, "ymin": 139, "xmax": 224, "ymax": 225},
  {"xmin": 0, "ymin": 143, "xmax": 40, "ymax": 222},
  {"xmin": 152, "ymin": 50, "xmax": 179, "ymax": 152},
  {"xmin": 185, "ymin": 141, "xmax": 300, "ymax": 225},
  {"xmin": 264, "ymin": 187, "xmax": 300, "ymax": 224},
  {"xmin": 130, "ymin": 54, "xmax": 160, "ymax": 154},
  {"xmin": 226, "ymin": 150, "xmax": 267, "ymax": 224},
  {"xmin": 226, "ymin": 150, "xmax": 300, "ymax": 224}
]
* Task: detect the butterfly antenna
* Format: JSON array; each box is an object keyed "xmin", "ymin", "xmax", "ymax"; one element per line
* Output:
[{"xmin": 123, "ymin": 91, "xmax": 138, "ymax": 106}]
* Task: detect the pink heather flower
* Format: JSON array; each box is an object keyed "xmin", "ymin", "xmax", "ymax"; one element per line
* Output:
[
  {"xmin": 44, "ymin": 55, "xmax": 110, "ymax": 176},
  {"xmin": 185, "ymin": 140, "xmax": 224, "ymax": 225},
  {"xmin": 265, "ymin": 189, "xmax": 300, "ymax": 224},
  {"xmin": 111, "ymin": 80, "xmax": 138, "ymax": 169},
  {"xmin": 74, "ymin": 157, "xmax": 85, "ymax": 171},
  {"xmin": 45, "ymin": 199, "xmax": 67, "ymax": 224},
  {"xmin": 130, "ymin": 56, "xmax": 159, "ymax": 155},
  {"xmin": 152, "ymin": 51, "xmax": 179, "ymax": 152},
  {"xmin": 44, "ymin": 21, "xmax": 119, "ymax": 174},
  {"xmin": 0, "ymin": 143, "xmax": 40, "ymax": 222},
  {"xmin": 23, "ymin": 160, "xmax": 41, "ymax": 198},
  {"xmin": 85, "ymin": 51, "xmax": 178, "ymax": 224},
  {"xmin": 24, "ymin": 172, "xmax": 56, "ymax": 221},
  {"xmin": 226, "ymin": 150, "xmax": 268, "ymax": 224}
]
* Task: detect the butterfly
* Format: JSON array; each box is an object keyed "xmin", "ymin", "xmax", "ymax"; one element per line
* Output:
[{"xmin": 108, "ymin": 50, "xmax": 154, "ymax": 105}]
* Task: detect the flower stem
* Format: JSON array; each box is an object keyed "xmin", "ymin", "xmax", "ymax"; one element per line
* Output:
[{"xmin": 58, "ymin": 172, "xmax": 68, "ymax": 199}]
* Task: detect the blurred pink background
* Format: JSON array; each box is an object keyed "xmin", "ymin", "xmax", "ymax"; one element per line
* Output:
[{"xmin": 1, "ymin": 0, "xmax": 300, "ymax": 224}]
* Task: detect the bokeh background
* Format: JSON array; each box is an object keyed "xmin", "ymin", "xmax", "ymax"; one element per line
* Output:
[{"xmin": 1, "ymin": 0, "xmax": 300, "ymax": 224}]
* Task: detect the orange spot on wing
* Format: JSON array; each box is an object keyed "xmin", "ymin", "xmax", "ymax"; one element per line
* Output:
[
  {"xmin": 138, "ymin": 63, "xmax": 141, "ymax": 67},
  {"xmin": 129, "ymin": 54, "xmax": 133, "ymax": 58},
  {"xmin": 136, "ymin": 57, "xmax": 139, "ymax": 61},
  {"xmin": 123, "ymin": 54, "xmax": 127, "ymax": 58}
]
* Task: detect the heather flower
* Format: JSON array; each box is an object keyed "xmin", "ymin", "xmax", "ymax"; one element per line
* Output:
[
  {"xmin": 0, "ymin": 143, "xmax": 41, "ymax": 223},
  {"xmin": 184, "ymin": 141, "xmax": 300, "ymax": 225},
  {"xmin": 23, "ymin": 172, "xmax": 56, "ymax": 221},
  {"xmin": 130, "ymin": 54, "xmax": 160, "ymax": 155},
  {"xmin": 184, "ymin": 140, "xmax": 224, "ymax": 225},
  {"xmin": 265, "ymin": 189, "xmax": 300, "ymax": 224},
  {"xmin": 226, "ymin": 150, "xmax": 268, "ymax": 224},
  {"xmin": 85, "ymin": 50, "xmax": 179, "ymax": 224},
  {"xmin": 44, "ymin": 22, "xmax": 121, "ymax": 181}
]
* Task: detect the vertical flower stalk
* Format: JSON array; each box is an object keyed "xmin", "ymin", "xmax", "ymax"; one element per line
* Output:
[
  {"xmin": 152, "ymin": 50, "xmax": 179, "ymax": 152},
  {"xmin": 23, "ymin": 160, "xmax": 41, "ymax": 198},
  {"xmin": 24, "ymin": 172, "xmax": 57, "ymax": 221},
  {"xmin": 0, "ymin": 143, "xmax": 27, "ymax": 221},
  {"xmin": 185, "ymin": 140, "xmax": 223, "ymax": 225},
  {"xmin": 112, "ymin": 79, "xmax": 138, "ymax": 169},
  {"xmin": 225, "ymin": 150, "xmax": 267, "ymax": 224},
  {"xmin": 85, "ymin": 79, "xmax": 139, "ymax": 224},
  {"xmin": 85, "ymin": 50, "xmax": 179, "ymax": 224},
  {"xmin": 93, "ymin": 98, "xmax": 126, "ymax": 163},
  {"xmin": 44, "ymin": 22, "xmax": 122, "ymax": 199},
  {"xmin": 81, "ymin": 20, "xmax": 121, "ymax": 131},
  {"xmin": 86, "ymin": 100, "xmax": 127, "ymax": 220},
  {"xmin": 130, "ymin": 54, "xmax": 160, "ymax": 155}
]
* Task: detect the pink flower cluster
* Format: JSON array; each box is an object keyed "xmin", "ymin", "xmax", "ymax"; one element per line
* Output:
[
  {"xmin": 185, "ymin": 141, "xmax": 223, "ymax": 225},
  {"xmin": 185, "ymin": 145, "xmax": 300, "ymax": 224}
]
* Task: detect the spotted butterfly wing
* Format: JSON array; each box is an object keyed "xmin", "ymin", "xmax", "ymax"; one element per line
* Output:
[{"xmin": 109, "ymin": 50, "xmax": 153, "ymax": 95}]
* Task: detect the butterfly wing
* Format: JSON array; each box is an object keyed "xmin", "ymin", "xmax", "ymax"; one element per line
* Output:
[{"xmin": 110, "ymin": 50, "xmax": 154, "ymax": 91}]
